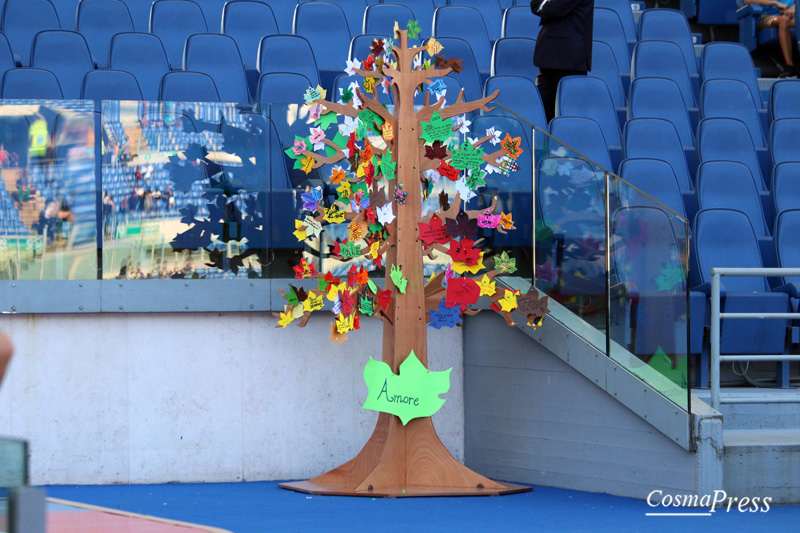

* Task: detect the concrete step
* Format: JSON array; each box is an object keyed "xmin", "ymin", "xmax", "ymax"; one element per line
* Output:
[
  {"xmin": 694, "ymin": 388, "xmax": 800, "ymax": 430},
  {"xmin": 723, "ymin": 429, "xmax": 800, "ymax": 504}
]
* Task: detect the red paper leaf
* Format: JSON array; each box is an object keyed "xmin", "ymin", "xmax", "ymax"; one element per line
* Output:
[
  {"xmin": 438, "ymin": 160, "xmax": 460, "ymax": 181},
  {"xmin": 425, "ymin": 140, "xmax": 448, "ymax": 160},
  {"xmin": 447, "ymin": 238, "xmax": 480, "ymax": 266},
  {"xmin": 446, "ymin": 277, "xmax": 480, "ymax": 305},
  {"xmin": 418, "ymin": 213, "xmax": 450, "ymax": 246}
]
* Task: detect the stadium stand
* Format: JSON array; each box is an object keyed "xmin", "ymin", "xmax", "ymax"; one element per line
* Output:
[
  {"xmin": 257, "ymin": 35, "xmax": 320, "ymax": 88},
  {"xmin": 700, "ymin": 78, "xmax": 766, "ymax": 149},
  {"xmin": 593, "ymin": 8, "xmax": 631, "ymax": 86},
  {"xmin": 76, "ymin": 0, "xmax": 135, "ymax": 68},
  {"xmin": 549, "ymin": 116, "xmax": 614, "ymax": 172},
  {"xmin": 432, "ymin": 6, "xmax": 492, "ymax": 81},
  {"xmin": 697, "ymin": 117, "xmax": 768, "ymax": 192},
  {"xmin": 293, "ymin": 2, "xmax": 352, "ymax": 93},
  {"xmin": 109, "ymin": 32, "xmax": 171, "ymax": 101},
  {"xmin": 631, "ymin": 40, "xmax": 697, "ymax": 111},
  {"xmin": 222, "ymin": 0, "xmax": 279, "ymax": 93},
  {"xmin": 183, "ymin": 33, "xmax": 250, "ymax": 103},
  {"xmin": 30, "ymin": 30, "xmax": 95, "ymax": 100},
  {"xmin": 618, "ymin": 158, "xmax": 687, "ymax": 218},
  {"xmin": 770, "ymin": 80, "xmax": 800, "ymax": 120},
  {"xmin": 159, "ymin": 71, "xmax": 221, "ymax": 102},
  {"xmin": 363, "ymin": 4, "xmax": 415, "ymax": 35},
  {"xmin": 1, "ymin": 0, "xmax": 62, "ymax": 67},
  {"xmin": 484, "ymin": 75, "xmax": 547, "ymax": 133},
  {"xmin": 150, "ymin": 0, "xmax": 209, "ymax": 69},
  {"xmin": 501, "ymin": 6, "xmax": 541, "ymax": 39},
  {"xmin": 590, "ymin": 41, "xmax": 626, "ymax": 116},
  {"xmin": 491, "ymin": 37, "xmax": 538, "ymax": 84},
  {"xmin": 628, "ymin": 77, "xmax": 695, "ymax": 148},
  {"xmin": 773, "ymin": 163, "xmax": 800, "ymax": 219},
  {"xmin": 447, "ymin": 0, "xmax": 503, "ymax": 42},
  {"xmin": 2, "ymin": 68, "xmax": 64, "ymax": 99},
  {"xmin": 119, "ymin": 0, "xmax": 151, "ymax": 32},
  {"xmin": 257, "ymin": 72, "xmax": 313, "ymax": 106},
  {"xmin": 81, "ymin": 69, "xmax": 143, "ymax": 102}
]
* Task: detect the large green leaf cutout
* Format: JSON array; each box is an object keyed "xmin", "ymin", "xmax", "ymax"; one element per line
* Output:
[{"xmin": 362, "ymin": 350, "xmax": 451, "ymax": 425}]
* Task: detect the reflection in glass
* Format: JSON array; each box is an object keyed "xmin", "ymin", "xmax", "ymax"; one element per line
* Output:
[{"xmin": 0, "ymin": 100, "xmax": 96, "ymax": 280}]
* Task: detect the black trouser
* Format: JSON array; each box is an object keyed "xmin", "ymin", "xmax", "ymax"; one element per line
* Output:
[{"xmin": 535, "ymin": 68, "xmax": 588, "ymax": 125}]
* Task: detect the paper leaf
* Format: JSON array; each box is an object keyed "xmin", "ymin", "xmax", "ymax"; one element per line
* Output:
[
  {"xmin": 477, "ymin": 275, "xmax": 496, "ymax": 296},
  {"xmin": 498, "ymin": 289, "xmax": 518, "ymax": 312},
  {"xmin": 278, "ymin": 308, "xmax": 295, "ymax": 328},
  {"xmin": 429, "ymin": 299, "xmax": 462, "ymax": 329},
  {"xmin": 515, "ymin": 290, "xmax": 549, "ymax": 326},
  {"xmin": 448, "ymin": 56, "xmax": 463, "ymax": 73},
  {"xmin": 324, "ymin": 205, "xmax": 346, "ymax": 224},
  {"xmin": 501, "ymin": 133, "xmax": 523, "ymax": 159},
  {"xmin": 420, "ymin": 112, "xmax": 453, "ymax": 145},
  {"xmin": 495, "ymin": 251, "xmax": 517, "ymax": 274},
  {"xmin": 340, "ymin": 240, "xmax": 361, "ymax": 258},
  {"xmin": 418, "ymin": 213, "xmax": 450, "ymax": 246},
  {"xmin": 293, "ymin": 258, "xmax": 317, "ymax": 279},
  {"xmin": 303, "ymin": 215, "xmax": 322, "ymax": 237},
  {"xmin": 451, "ymin": 140, "xmax": 484, "ymax": 171},
  {"xmin": 438, "ymin": 160, "xmax": 460, "ymax": 181},
  {"xmin": 446, "ymin": 210, "xmax": 477, "ymax": 239},
  {"xmin": 446, "ymin": 277, "xmax": 480, "ymax": 305},
  {"xmin": 381, "ymin": 150, "xmax": 397, "ymax": 180},
  {"xmin": 406, "ymin": 19, "xmax": 421, "ymax": 39},
  {"xmin": 362, "ymin": 350, "xmax": 451, "ymax": 425},
  {"xmin": 300, "ymin": 188, "xmax": 322, "ymax": 211},
  {"xmin": 478, "ymin": 209, "xmax": 501, "ymax": 229},
  {"xmin": 303, "ymin": 290, "xmax": 325, "ymax": 313},
  {"xmin": 451, "ymin": 253, "xmax": 485, "ymax": 275},
  {"xmin": 390, "ymin": 264, "xmax": 408, "ymax": 293},
  {"xmin": 426, "ymin": 37, "xmax": 444, "ymax": 56},
  {"xmin": 499, "ymin": 212, "xmax": 514, "ymax": 230},
  {"xmin": 425, "ymin": 140, "xmax": 447, "ymax": 160},
  {"xmin": 376, "ymin": 203, "xmax": 396, "ymax": 225}
]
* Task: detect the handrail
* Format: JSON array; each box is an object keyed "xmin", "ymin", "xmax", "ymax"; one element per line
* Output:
[{"xmin": 710, "ymin": 267, "xmax": 800, "ymax": 409}]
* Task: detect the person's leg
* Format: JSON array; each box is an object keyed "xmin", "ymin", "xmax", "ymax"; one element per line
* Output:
[
  {"xmin": 536, "ymin": 68, "xmax": 560, "ymax": 124},
  {"xmin": 773, "ymin": 15, "xmax": 798, "ymax": 76},
  {"xmin": 0, "ymin": 330, "xmax": 13, "ymax": 387}
]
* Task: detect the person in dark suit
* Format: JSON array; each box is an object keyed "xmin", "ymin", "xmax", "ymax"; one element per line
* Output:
[{"xmin": 530, "ymin": 0, "xmax": 594, "ymax": 123}]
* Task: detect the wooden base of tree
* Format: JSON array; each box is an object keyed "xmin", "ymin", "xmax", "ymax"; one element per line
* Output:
[{"xmin": 279, "ymin": 413, "xmax": 530, "ymax": 497}]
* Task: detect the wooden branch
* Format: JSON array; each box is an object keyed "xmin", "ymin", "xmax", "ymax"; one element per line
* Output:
[
  {"xmin": 312, "ymin": 98, "xmax": 359, "ymax": 118},
  {"xmin": 482, "ymin": 148, "xmax": 506, "ymax": 165},
  {"xmin": 300, "ymin": 139, "xmax": 347, "ymax": 167},
  {"xmin": 352, "ymin": 68, "xmax": 383, "ymax": 80},
  {"xmin": 356, "ymin": 88, "xmax": 393, "ymax": 123},
  {"xmin": 437, "ymin": 89, "xmax": 499, "ymax": 121}
]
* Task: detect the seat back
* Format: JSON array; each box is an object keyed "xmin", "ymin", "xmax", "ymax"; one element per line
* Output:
[
  {"xmin": 701, "ymin": 42, "xmax": 763, "ymax": 108},
  {"xmin": 150, "ymin": 0, "xmax": 208, "ymax": 69},
  {"xmin": 549, "ymin": 116, "xmax": 613, "ymax": 171},
  {"xmin": 0, "ymin": 33, "xmax": 17, "ymax": 84},
  {"xmin": 321, "ymin": 0, "xmax": 368, "ymax": 37},
  {"xmin": 775, "ymin": 209, "xmax": 800, "ymax": 285},
  {"xmin": 184, "ymin": 33, "xmax": 250, "ymax": 103},
  {"xmin": 484, "ymin": 75, "xmax": 546, "ymax": 132},
  {"xmin": 293, "ymin": 2, "xmax": 351, "ymax": 90},
  {"xmin": 697, "ymin": 161, "xmax": 768, "ymax": 236},
  {"xmin": 257, "ymin": 72, "xmax": 313, "ymax": 106},
  {"xmin": 770, "ymin": 118, "xmax": 800, "ymax": 167},
  {"xmin": 51, "ymin": 0, "xmax": 80, "ymax": 29},
  {"xmin": 364, "ymin": 4, "xmax": 414, "ymax": 35},
  {"xmin": 773, "ymin": 162, "xmax": 800, "ymax": 218},
  {"xmin": 31, "ymin": 30, "xmax": 94, "ymax": 99},
  {"xmin": 433, "ymin": 6, "xmax": 491, "ymax": 75},
  {"xmin": 222, "ymin": 1, "xmax": 279, "ymax": 70},
  {"xmin": 770, "ymin": 79, "xmax": 800, "ymax": 120},
  {"xmin": 618, "ymin": 158, "xmax": 686, "ymax": 218},
  {"xmin": 427, "ymin": 37, "xmax": 482, "ymax": 101},
  {"xmin": 693, "ymin": 208, "xmax": 768, "ymax": 291},
  {"xmin": 193, "ymin": 0, "xmax": 225, "ymax": 31},
  {"xmin": 81, "ymin": 69, "xmax": 143, "ymax": 101},
  {"xmin": 629, "ymin": 77, "xmax": 694, "ymax": 146},
  {"xmin": 595, "ymin": 0, "xmax": 637, "ymax": 43},
  {"xmin": 623, "ymin": 118, "xmax": 693, "ymax": 190},
  {"xmin": 590, "ymin": 40, "xmax": 625, "ymax": 108},
  {"xmin": 632, "ymin": 40, "xmax": 695, "ymax": 107},
  {"xmin": 394, "ymin": 0, "xmax": 435, "ymax": 36},
  {"xmin": 76, "ymin": 0, "xmax": 134, "ymax": 67},
  {"xmin": 159, "ymin": 71, "xmax": 220, "ymax": 102},
  {"xmin": 1, "ymin": 0, "xmax": 62, "ymax": 67},
  {"xmin": 119, "ymin": 0, "xmax": 150, "ymax": 31},
  {"xmin": 257, "ymin": 35, "xmax": 320, "ymax": 87},
  {"xmin": 593, "ymin": 8, "xmax": 629, "ymax": 77},
  {"xmin": 491, "ymin": 37, "xmax": 538, "ymax": 83},
  {"xmin": 2, "ymin": 68, "xmax": 64, "ymax": 99},
  {"xmin": 447, "ymin": 0, "xmax": 503, "ymax": 41},
  {"xmin": 697, "ymin": 117, "xmax": 766, "ymax": 190},
  {"xmin": 556, "ymin": 75, "xmax": 621, "ymax": 147},
  {"xmin": 701, "ymin": 78, "xmax": 765, "ymax": 147},
  {"xmin": 638, "ymin": 8, "xmax": 698, "ymax": 75},
  {"xmin": 109, "ymin": 32, "xmax": 170, "ymax": 101},
  {"xmin": 502, "ymin": 5, "xmax": 540, "ymax": 39}
]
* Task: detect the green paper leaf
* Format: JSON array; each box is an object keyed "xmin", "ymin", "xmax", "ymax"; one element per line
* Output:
[
  {"xmin": 466, "ymin": 170, "xmax": 486, "ymax": 190},
  {"xmin": 367, "ymin": 279, "xmax": 379, "ymax": 294},
  {"xmin": 495, "ymin": 251, "xmax": 517, "ymax": 274},
  {"xmin": 381, "ymin": 150, "xmax": 396, "ymax": 180},
  {"xmin": 356, "ymin": 120, "xmax": 370, "ymax": 140},
  {"xmin": 450, "ymin": 139, "xmax": 484, "ymax": 171},
  {"xmin": 419, "ymin": 111, "xmax": 452, "ymax": 145},
  {"xmin": 359, "ymin": 295, "xmax": 374, "ymax": 316},
  {"xmin": 358, "ymin": 108, "xmax": 384, "ymax": 133},
  {"xmin": 406, "ymin": 20, "xmax": 422, "ymax": 39},
  {"xmin": 315, "ymin": 111, "xmax": 339, "ymax": 130},
  {"xmin": 390, "ymin": 264, "xmax": 408, "ymax": 293},
  {"xmin": 340, "ymin": 240, "xmax": 361, "ymax": 258},
  {"xmin": 362, "ymin": 350, "xmax": 451, "ymax": 425},
  {"xmin": 285, "ymin": 286, "xmax": 299, "ymax": 306}
]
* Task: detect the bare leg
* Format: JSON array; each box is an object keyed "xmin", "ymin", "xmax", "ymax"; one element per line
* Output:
[
  {"xmin": 0, "ymin": 330, "xmax": 13, "ymax": 387},
  {"xmin": 777, "ymin": 15, "xmax": 795, "ymax": 67}
]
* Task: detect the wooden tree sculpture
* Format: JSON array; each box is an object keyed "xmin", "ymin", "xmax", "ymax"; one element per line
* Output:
[{"xmin": 277, "ymin": 23, "xmax": 548, "ymax": 497}]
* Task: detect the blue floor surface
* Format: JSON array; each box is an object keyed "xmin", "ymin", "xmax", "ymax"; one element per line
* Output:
[{"xmin": 44, "ymin": 481, "xmax": 800, "ymax": 532}]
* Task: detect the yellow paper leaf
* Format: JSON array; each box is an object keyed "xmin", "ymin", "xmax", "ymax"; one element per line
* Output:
[
  {"xmin": 381, "ymin": 122, "xmax": 394, "ymax": 142},
  {"xmin": 293, "ymin": 219, "xmax": 307, "ymax": 241},
  {"xmin": 451, "ymin": 253, "xmax": 485, "ymax": 275},
  {"xmin": 363, "ymin": 76, "xmax": 376, "ymax": 94},
  {"xmin": 337, "ymin": 181, "xmax": 351, "ymax": 199},
  {"xmin": 301, "ymin": 155, "xmax": 315, "ymax": 174},
  {"xmin": 291, "ymin": 305, "xmax": 305, "ymax": 319},
  {"xmin": 278, "ymin": 308, "xmax": 295, "ymax": 328},
  {"xmin": 370, "ymin": 241, "xmax": 380, "ymax": 259},
  {"xmin": 478, "ymin": 275, "xmax": 496, "ymax": 296},
  {"xmin": 499, "ymin": 289, "xmax": 518, "ymax": 312},
  {"xmin": 426, "ymin": 37, "xmax": 444, "ymax": 56},
  {"xmin": 348, "ymin": 220, "xmax": 364, "ymax": 241}
]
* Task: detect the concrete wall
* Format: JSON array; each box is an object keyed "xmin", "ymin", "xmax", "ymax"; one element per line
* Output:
[
  {"xmin": 0, "ymin": 313, "xmax": 464, "ymax": 485},
  {"xmin": 463, "ymin": 313, "xmax": 698, "ymax": 500}
]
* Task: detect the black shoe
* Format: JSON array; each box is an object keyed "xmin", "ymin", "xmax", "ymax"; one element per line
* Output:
[{"xmin": 778, "ymin": 66, "xmax": 799, "ymax": 79}]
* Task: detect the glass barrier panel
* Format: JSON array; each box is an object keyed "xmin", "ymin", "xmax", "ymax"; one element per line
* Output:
[
  {"xmin": 0, "ymin": 100, "xmax": 97, "ymax": 280},
  {"xmin": 100, "ymin": 101, "xmax": 270, "ymax": 279},
  {"xmin": 0, "ymin": 437, "xmax": 27, "ymax": 489}
]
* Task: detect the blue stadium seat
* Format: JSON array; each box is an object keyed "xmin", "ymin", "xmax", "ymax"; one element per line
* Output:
[
  {"xmin": 775, "ymin": 210, "xmax": 800, "ymax": 296},
  {"xmin": 697, "ymin": 161, "xmax": 769, "ymax": 239},
  {"xmin": 700, "ymin": 79, "xmax": 767, "ymax": 148},
  {"xmin": 193, "ymin": 0, "xmax": 226, "ymax": 30},
  {"xmin": 258, "ymin": 35, "xmax": 320, "ymax": 88},
  {"xmin": 109, "ymin": 32, "xmax": 170, "ymax": 101},
  {"xmin": 769, "ymin": 79, "xmax": 800, "ymax": 121},
  {"xmin": 702, "ymin": 43, "xmax": 763, "ymax": 105},
  {"xmin": 556, "ymin": 75, "xmax": 621, "ymax": 167},
  {"xmin": 150, "ymin": 0, "xmax": 208, "ymax": 69},
  {"xmin": 638, "ymin": 9, "xmax": 699, "ymax": 77},
  {"xmin": 484, "ymin": 75, "xmax": 547, "ymax": 133},
  {"xmin": 388, "ymin": 0, "xmax": 436, "ymax": 36},
  {"xmin": 770, "ymin": 118, "xmax": 800, "ymax": 167},
  {"xmin": 159, "ymin": 71, "xmax": 220, "ymax": 102},
  {"xmin": 595, "ymin": 0, "xmax": 637, "ymax": 51},
  {"xmin": 76, "ymin": 0, "xmax": 134, "ymax": 68},
  {"xmin": 623, "ymin": 118, "xmax": 694, "ymax": 199},
  {"xmin": 692, "ymin": 208, "xmax": 788, "ymax": 355},
  {"xmin": 433, "ymin": 6, "xmax": 491, "ymax": 80},
  {"xmin": 222, "ymin": 1, "xmax": 279, "ymax": 72},
  {"xmin": 471, "ymin": 114, "xmax": 532, "ymax": 248},
  {"xmin": 364, "ymin": 4, "xmax": 414, "ymax": 35},
  {"xmin": 1, "ymin": 0, "xmax": 62, "ymax": 67},
  {"xmin": 593, "ymin": 8, "xmax": 630, "ymax": 84},
  {"xmin": 773, "ymin": 163, "xmax": 800, "ymax": 219},
  {"xmin": 632, "ymin": 40, "xmax": 696, "ymax": 109},
  {"xmin": 735, "ymin": 2, "xmax": 794, "ymax": 53},
  {"xmin": 618, "ymin": 158, "xmax": 686, "ymax": 218},
  {"xmin": 629, "ymin": 77, "xmax": 694, "ymax": 147},
  {"xmin": 0, "ymin": 33, "xmax": 16, "ymax": 84},
  {"xmin": 549, "ymin": 116, "xmax": 613, "ymax": 172},
  {"xmin": 349, "ymin": 34, "xmax": 388, "ymax": 61},
  {"xmin": 491, "ymin": 37, "xmax": 538, "ymax": 84},
  {"xmin": 447, "ymin": 0, "xmax": 503, "ymax": 42},
  {"xmin": 590, "ymin": 40, "xmax": 626, "ymax": 110},
  {"xmin": 293, "ymin": 2, "xmax": 351, "ymax": 93},
  {"xmin": 51, "ymin": 0, "xmax": 80, "ymax": 29},
  {"xmin": 184, "ymin": 33, "xmax": 250, "ymax": 103},
  {"xmin": 696, "ymin": 0, "xmax": 738, "ymax": 25},
  {"xmin": 31, "ymin": 30, "xmax": 94, "ymax": 99},
  {"xmin": 697, "ymin": 117, "xmax": 767, "ymax": 192},
  {"xmin": 611, "ymin": 206, "xmax": 704, "ymax": 356},
  {"xmin": 257, "ymin": 0, "xmax": 297, "ymax": 34},
  {"xmin": 427, "ymin": 37, "xmax": 482, "ymax": 102},
  {"xmin": 321, "ymin": 0, "xmax": 369, "ymax": 37},
  {"xmin": 2, "ymin": 68, "xmax": 64, "ymax": 99},
  {"xmin": 501, "ymin": 6, "xmax": 540, "ymax": 39},
  {"xmin": 81, "ymin": 69, "xmax": 143, "ymax": 101},
  {"xmin": 257, "ymin": 72, "xmax": 312, "ymax": 106},
  {"xmin": 119, "ymin": 0, "xmax": 151, "ymax": 31}
]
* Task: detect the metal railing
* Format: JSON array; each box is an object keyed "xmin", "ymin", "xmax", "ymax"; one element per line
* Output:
[{"xmin": 710, "ymin": 267, "xmax": 800, "ymax": 409}]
